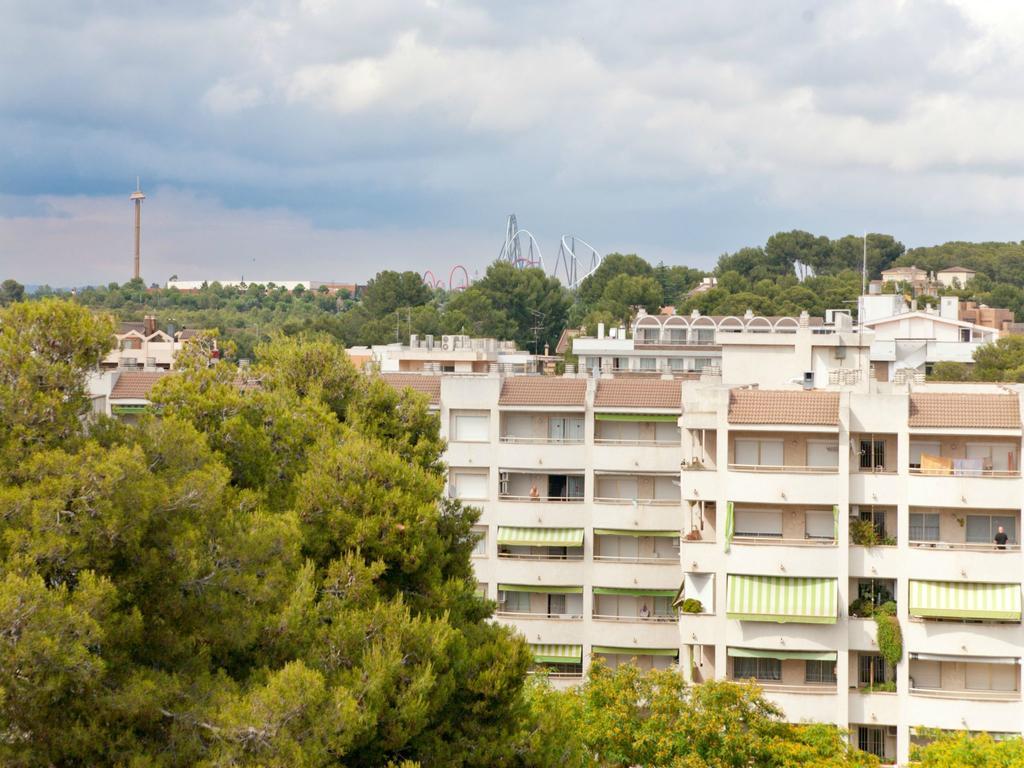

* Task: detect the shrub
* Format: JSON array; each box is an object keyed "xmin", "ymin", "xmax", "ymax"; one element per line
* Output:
[
  {"xmin": 874, "ymin": 605, "xmax": 903, "ymax": 666},
  {"xmin": 849, "ymin": 518, "xmax": 879, "ymax": 546},
  {"xmin": 680, "ymin": 598, "xmax": 703, "ymax": 614}
]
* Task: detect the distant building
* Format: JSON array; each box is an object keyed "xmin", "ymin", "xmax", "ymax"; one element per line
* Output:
[
  {"xmin": 936, "ymin": 266, "xmax": 978, "ymax": 289},
  {"xmin": 879, "ymin": 265, "xmax": 933, "ymax": 296},
  {"xmin": 686, "ymin": 276, "xmax": 718, "ymax": 297},
  {"xmin": 166, "ymin": 279, "xmax": 363, "ymax": 296},
  {"xmin": 347, "ymin": 335, "xmax": 543, "ymax": 375},
  {"xmin": 960, "ymin": 301, "xmax": 1015, "ymax": 332}
]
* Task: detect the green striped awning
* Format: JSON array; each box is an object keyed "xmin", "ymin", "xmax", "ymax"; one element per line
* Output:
[
  {"xmin": 111, "ymin": 404, "xmax": 150, "ymax": 414},
  {"xmin": 593, "ymin": 587, "xmax": 678, "ymax": 598},
  {"xmin": 593, "ymin": 646, "xmax": 679, "ymax": 657},
  {"xmin": 728, "ymin": 647, "xmax": 837, "ymax": 662},
  {"xmin": 497, "ymin": 527, "xmax": 584, "ymax": 547},
  {"xmin": 909, "ymin": 580, "xmax": 1021, "ymax": 621},
  {"xmin": 593, "ymin": 528, "xmax": 679, "ymax": 538},
  {"xmin": 532, "ymin": 644, "xmax": 583, "ymax": 664},
  {"xmin": 726, "ymin": 575, "xmax": 837, "ymax": 624},
  {"xmin": 594, "ymin": 413, "xmax": 679, "ymax": 422},
  {"xmin": 499, "ymin": 584, "xmax": 583, "ymax": 594}
]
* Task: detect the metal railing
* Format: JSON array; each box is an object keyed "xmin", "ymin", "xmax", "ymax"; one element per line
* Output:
[
  {"xmin": 908, "ymin": 540, "xmax": 1022, "ymax": 552},
  {"xmin": 494, "ymin": 610, "xmax": 583, "ymax": 620},
  {"xmin": 732, "ymin": 535, "xmax": 837, "ymax": 547},
  {"xmin": 909, "ymin": 467, "xmax": 1020, "ymax": 478},
  {"xmin": 499, "ymin": 436, "xmax": 585, "ymax": 445},
  {"xmin": 498, "ymin": 494, "xmax": 585, "ymax": 503},
  {"xmin": 594, "ymin": 438, "xmax": 680, "ymax": 447},
  {"xmin": 910, "ymin": 687, "xmax": 1021, "ymax": 702},
  {"xmin": 497, "ymin": 552, "xmax": 585, "ymax": 561},
  {"xmin": 756, "ymin": 682, "xmax": 838, "ymax": 695},
  {"xmin": 591, "ymin": 613, "xmax": 676, "ymax": 624},
  {"xmin": 728, "ymin": 463, "xmax": 839, "ymax": 474},
  {"xmin": 593, "ymin": 497, "xmax": 680, "ymax": 506},
  {"xmin": 592, "ymin": 555, "xmax": 680, "ymax": 564}
]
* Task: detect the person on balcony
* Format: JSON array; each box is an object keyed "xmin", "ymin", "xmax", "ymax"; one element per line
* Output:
[
  {"xmin": 529, "ymin": 483, "xmax": 540, "ymax": 501},
  {"xmin": 995, "ymin": 525, "xmax": 1009, "ymax": 550},
  {"xmin": 639, "ymin": 603, "xmax": 651, "ymax": 619}
]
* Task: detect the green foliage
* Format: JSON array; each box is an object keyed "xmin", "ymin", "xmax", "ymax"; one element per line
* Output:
[
  {"xmin": 679, "ymin": 598, "xmax": 704, "ymax": 614},
  {"xmin": 971, "ymin": 336, "xmax": 1024, "ymax": 381},
  {"xmin": 523, "ymin": 663, "xmax": 879, "ymax": 767},
  {"xmin": 362, "ymin": 270, "xmax": 433, "ymax": 319},
  {"xmin": 0, "ymin": 306, "xmax": 532, "ymax": 766},
  {"xmin": 0, "ymin": 278, "xmax": 25, "ymax": 306},
  {"xmin": 929, "ymin": 361, "xmax": 972, "ymax": 381},
  {"xmin": 849, "ymin": 518, "xmax": 881, "ymax": 546},
  {"xmin": 873, "ymin": 604, "xmax": 903, "ymax": 667},
  {"xmin": 912, "ymin": 730, "xmax": 1024, "ymax": 767}
]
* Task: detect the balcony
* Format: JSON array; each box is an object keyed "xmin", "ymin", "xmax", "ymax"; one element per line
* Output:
[
  {"xmin": 495, "ymin": 586, "xmax": 583, "ymax": 621},
  {"xmin": 592, "ymin": 532, "xmax": 679, "ymax": 565},
  {"xmin": 909, "ymin": 437, "xmax": 1020, "ymax": 478},
  {"xmin": 592, "ymin": 590, "xmax": 677, "ymax": 625},
  {"xmin": 499, "ymin": 411, "xmax": 585, "ymax": 445},
  {"xmin": 593, "ymin": 473, "xmax": 680, "ymax": 507},
  {"xmin": 730, "ymin": 504, "xmax": 837, "ymax": 548},
  {"xmin": 498, "ymin": 471, "xmax": 584, "ymax": 503},
  {"xmin": 909, "ymin": 654, "xmax": 1021, "ymax": 703}
]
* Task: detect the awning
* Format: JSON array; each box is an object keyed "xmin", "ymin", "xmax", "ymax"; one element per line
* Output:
[
  {"xmin": 593, "ymin": 528, "xmax": 679, "ymax": 538},
  {"xmin": 498, "ymin": 584, "xmax": 583, "ymax": 595},
  {"xmin": 911, "ymin": 653, "xmax": 1020, "ymax": 665},
  {"xmin": 593, "ymin": 646, "xmax": 679, "ymax": 657},
  {"xmin": 111, "ymin": 404, "xmax": 150, "ymax": 414},
  {"xmin": 909, "ymin": 580, "xmax": 1021, "ymax": 621},
  {"xmin": 531, "ymin": 644, "xmax": 582, "ymax": 664},
  {"xmin": 497, "ymin": 527, "xmax": 584, "ymax": 547},
  {"xmin": 724, "ymin": 501, "xmax": 735, "ymax": 553},
  {"xmin": 728, "ymin": 647, "xmax": 837, "ymax": 662},
  {"xmin": 726, "ymin": 575, "xmax": 837, "ymax": 624},
  {"xmin": 593, "ymin": 587, "xmax": 677, "ymax": 598},
  {"xmin": 594, "ymin": 413, "xmax": 678, "ymax": 423}
]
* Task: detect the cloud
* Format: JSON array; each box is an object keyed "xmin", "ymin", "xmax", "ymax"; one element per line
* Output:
[{"xmin": 4, "ymin": 0, "xmax": 1024, "ymax": 283}]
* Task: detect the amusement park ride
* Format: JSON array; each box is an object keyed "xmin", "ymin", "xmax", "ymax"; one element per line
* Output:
[{"xmin": 422, "ymin": 214, "xmax": 604, "ymax": 291}]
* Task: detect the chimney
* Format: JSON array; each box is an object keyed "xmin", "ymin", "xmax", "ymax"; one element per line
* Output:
[
  {"xmin": 144, "ymin": 315, "xmax": 157, "ymax": 336},
  {"xmin": 798, "ymin": 311, "xmax": 809, "ymax": 329}
]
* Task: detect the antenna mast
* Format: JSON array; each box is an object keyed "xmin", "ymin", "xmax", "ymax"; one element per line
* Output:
[
  {"xmin": 862, "ymin": 231, "xmax": 868, "ymax": 295},
  {"xmin": 130, "ymin": 178, "xmax": 146, "ymax": 281}
]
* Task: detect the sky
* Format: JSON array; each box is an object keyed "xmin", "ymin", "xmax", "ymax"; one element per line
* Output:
[{"xmin": 3, "ymin": 0, "xmax": 1024, "ymax": 287}]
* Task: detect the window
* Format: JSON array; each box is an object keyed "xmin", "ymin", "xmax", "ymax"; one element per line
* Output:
[
  {"xmin": 807, "ymin": 440, "xmax": 839, "ymax": 467},
  {"xmin": 966, "ymin": 442, "xmax": 1017, "ymax": 472},
  {"xmin": 653, "ymin": 596, "xmax": 673, "ymax": 617},
  {"xmin": 637, "ymin": 327, "xmax": 660, "ymax": 343},
  {"xmin": 805, "ymin": 660, "xmax": 836, "ymax": 684},
  {"xmin": 501, "ymin": 591, "xmax": 531, "ymax": 613},
  {"xmin": 668, "ymin": 357, "xmax": 687, "ymax": 371},
  {"xmin": 639, "ymin": 357, "xmax": 657, "ymax": 371},
  {"xmin": 547, "ymin": 474, "xmax": 584, "ymax": 499},
  {"xmin": 471, "ymin": 526, "xmax": 487, "ymax": 557},
  {"xmin": 734, "ymin": 438, "xmax": 784, "ymax": 466},
  {"xmin": 547, "ymin": 594, "xmax": 566, "ymax": 617},
  {"xmin": 858, "ymin": 655, "xmax": 889, "ymax": 686},
  {"xmin": 548, "ymin": 416, "xmax": 584, "ymax": 443},
  {"xmin": 451, "ymin": 411, "xmax": 489, "ymax": 442},
  {"xmin": 733, "ymin": 657, "xmax": 780, "ymax": 681},
  {"xmin": 966, "ymin": 515, "xmax": 1019, "ymax": 545},
  {"xmin": 450, "ymin": 470, "xmax": 488, "ymax": 500},
  {"xmin": 665, "ymin": 328, "xmax": 686, "ymax": 344},
  {"xmin": 693, "ymin": 328, "xmax": 715, "ymax": 343},
  {"xmin": 805, "ymin": 510, "xmax": 835, "ymax": 540},
  {"xmin": 859, "ymin": 439, "xmax": 886, "ymax": 470},
  {"xmin": 909, "ymin": 512, "xmax": 940, "ymax": 542},
  {"xmin": 694, "ymin": 357, "xmax": 714, "ymax": 370},
  {"xmin": 734, "ymin": 509, "xmax": 783, "ymax": 538},
  {"xmin": 614, "ymin": 357, "xmax": 629, "ymax": 370},
  {"xmin": 858, "ymin": 727, "xmax": 885, "ymax": 759},
  {"xmin": 960, "ymin": 327, "xmax": 972, "ymax": 342}
]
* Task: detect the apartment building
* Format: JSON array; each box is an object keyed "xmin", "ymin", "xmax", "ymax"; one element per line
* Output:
[
  {"xmin": 429, "ymin": 374, "xmax": 686, "ymax": 682},
  {"xmin": 679, "ymin": 382, "xmax": 1024, "ymax": 765}
]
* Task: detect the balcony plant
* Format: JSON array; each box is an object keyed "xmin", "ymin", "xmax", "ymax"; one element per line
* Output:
[
  {"xmin": 679, "ymin": 598, "xmax": 704, "ymax": 614},
  {"xmin": 873, "ymin": 602, "xmax": 903, "ymax": 667},
  {"xmin": 684, "ymin": 528, "xmax": 702, "ymax": 541},
  {"xmin": 849, "ymin": 518, "xmax": 879, "ymax": 546},
  {"xmin": 859, "ymin": 680, "xmax": 896, "ymax": 693}
]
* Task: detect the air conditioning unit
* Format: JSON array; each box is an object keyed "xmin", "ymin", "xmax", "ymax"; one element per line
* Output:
[
  {"xmin": 802, "ymin": 371, "xmax": 814, "ymax": 389},
  {"xmin": 441, "ymin": 335, "xmax": 454, "ymax": 351},
  {"xmin": 834, "ymin": 344, "xmax": 847, "ymax": 360}
]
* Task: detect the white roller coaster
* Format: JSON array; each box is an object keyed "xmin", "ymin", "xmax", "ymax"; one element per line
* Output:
[{"xmin": 497, "ymin": 214, "xmax": 603, "ymax": 290}]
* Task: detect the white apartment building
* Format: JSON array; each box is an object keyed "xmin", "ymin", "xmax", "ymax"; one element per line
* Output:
[{"xmin": 679, "ymin": 382, "xmax": 1024, "ymax": 765}]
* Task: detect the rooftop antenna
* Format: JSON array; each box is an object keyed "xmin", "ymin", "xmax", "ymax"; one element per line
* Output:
[
  {"xmin": 862, "ymin": 231, "xmax": 868, "ymax": 295},
  {"xmin": 130, "ymin": 177, "xmax": 146, "ymax": 281}
]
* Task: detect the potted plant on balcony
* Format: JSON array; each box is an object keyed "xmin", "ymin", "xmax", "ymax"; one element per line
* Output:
[
  {"xmin": 684, "ymin": 528, "xmax": 702, "ymax": 541},
  {"xmin": 850, "ymin": 518, "xmax": 880, "ymax": 546},
  {"xmin": 679, "ymin": 598, "xmax": 704, "ymax": 614}
]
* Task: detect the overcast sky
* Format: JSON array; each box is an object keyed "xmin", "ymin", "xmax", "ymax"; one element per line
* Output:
[{"xmin": 2, "ymin": 0, "xmax": 1024, "ymax": 286}]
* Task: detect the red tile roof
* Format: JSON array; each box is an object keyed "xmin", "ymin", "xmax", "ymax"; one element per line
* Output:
[
  {"xmin": 908, "ymin": 393, "xmax": 1020, "ymax": 429},
  {"xmin": 728, "ymin": 389, "xmax": 839, "ymax": 426},
  {"xmin": 594, "ymin": 379, "xmax": 681, "ymax": 409},
  {"xmin": 110, "ymin": 371, "xmax": 168, "ymax": 400},
  {"xmin": 499, "ymin": 377, "xmax": 587, "ymax": 406},
  {"xmin": 380, "ymin": 373, "xmax": 441, "ymax": 405}
]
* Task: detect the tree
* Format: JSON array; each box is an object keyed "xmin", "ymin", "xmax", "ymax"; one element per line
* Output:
[
  {"xmin": 912, "ymin": 730, "xmax": 1024, "ymax": 766},
  {"xmin": 0, "ymin": 305, "xmax": 532, "ymax": 766},
  {"xmin": 971, "ymin": 336, "xmax": 1024, "ymax": 382},
  {"xmin": 361, "ymin": 270, "xmax": 433, "ymax": 319},
  {"xmin": 0, "ymin": 278, "xmax": 25, "ymax": 306},
  {"xmin": 594, "ymin": 274, "xmax": 663, "ymax": 325},
  {"xmin": 577, "ymin": 254, "xmax": 654, "ymax": 307}
]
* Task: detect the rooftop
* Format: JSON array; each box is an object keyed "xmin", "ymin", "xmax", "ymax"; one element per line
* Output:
[
  {"xmin": 110, "ymin": 371, "xmax": 167, "ymax": 400},
  {"xmin": 499, "ymin": 377, "xmax": 587, "ymax": 407},
  {"xmin": 728, "ymin": 388, "xmax": 840, "ymax": 426},
  {"xmin": 908, "ymin": 392, "xmax": 1020, "ymax": 429},
  {"xmin": 380, "ymin": 373, "xmax": 441, "ymax": 405},
  {"xmin": 594, "ymin": 379, "xmax": 681, "ymax": 410}
]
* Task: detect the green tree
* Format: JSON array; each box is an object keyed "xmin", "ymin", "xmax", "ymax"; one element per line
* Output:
[
  {"xmin": 0, "ymin": 278, "xmax": 25, "ymax": 306},
  {"xmin": 971, "ymin": 336, "xmax": 1024, "ymax": 381},
  {"xmin": 362, "ymin": 270, "xmax": 433, "ymax": 319},
  {"xmin": 594, "ymin": 274, "xmax": 663, "ymax": 325},
  {"xmin": 912, "ymin": 730, "xmax": 1024, "ymax": 766},
  {"xmin": 577, "ymin": 254, "xmax": 655, "ymax": 307}
]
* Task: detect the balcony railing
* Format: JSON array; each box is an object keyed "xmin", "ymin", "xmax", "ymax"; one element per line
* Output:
[
  {"xmin": 634, "ymin": 338, "xmax": 718, "ymax": 347},
  {"xmin": 499, "ymin": 436, "xmax": 585, "ymax": 445},
  {"xmin": 591, "ymin": 613, "xmax": 676, "ymax": 624},
  {"xmin": 594, "ymin": 438, "xmax": 679, "ymax": 447},
  {"xmin": 593, "ymin": 554, "xmax": 680, "ymax": 564},
  {"xmin": 732, "ymin": 535, "xmax": 836, "ymax": 547},
  {"xmin": 910, "ymin": 686, "xmax": 1021, "ymax": 702},
  {"xmin": 729, "ymin": 463, "xmax": 839, "ymax": 474},
  {"xmin": 499, "ymin": 494, "xmax": 585, "ymax": 503},
  {"xmin": 497, "ymin": 552, "xmax": 585, "ymax": 561},
  {"xmin": 757, "ymin": 682, "xmax": 838, "ymax": 695},
  {"xmin": 908, "ymin": 540, "xmax": 1021, "ymax": 552},
  {"xmin": 909, "ymin": 467, "xmax": 1020, "ymax": 478},
  {"xmin": 593, "ymin": 497, "xmax": 679, "ymax": 506},
  {"xmin": 494, "ymin": 610, "xmax": 583, "ymax": 620}
]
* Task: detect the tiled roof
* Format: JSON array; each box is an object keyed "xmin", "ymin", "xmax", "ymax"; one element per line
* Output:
[
  {"xmin": 937, "ymin": 266, "xmax": 976, "ymax": 274},
  {"xmin": 177, "ymin": 329, "xmax": 200, "ymax": 340},
  {"xmin": 499, "ymin": 377, "xmax": 586, "ymax": 406},
  {"xmin": 594, "ymin": 379, "xmax": 681, "ymax": 409},
  {"xmin": 110, "ymin": 371, "xmax": 167, "ymax": 400},
  {"xmin": 380, "ymin": 374, "xmax": 441, "ymax": 405},
  {"xmin": 728, "ymin": 389, "xmax": 839, "ymax": 426},
  {"xmin": 117, "ymin": 321, "xmax": 146, "ymax": 335},
  {"xmin": 908, "ymin": 393, "xmax": 1020, "ymax": 429}
]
